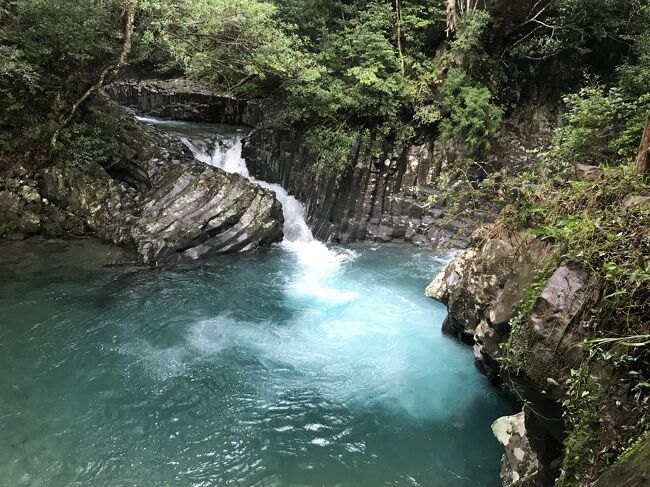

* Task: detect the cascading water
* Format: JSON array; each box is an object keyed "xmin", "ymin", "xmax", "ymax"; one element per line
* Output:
[
  {"xmin": 182, "ymin": 136, "xmax": 317, "ymax": 243},
  {"xmin": 181, "ymin": 135, "xmax": 354, "ymax": 302},
  {"xmin": 0, "ymin": 118, "xmax": 511, "ymax": 486}
]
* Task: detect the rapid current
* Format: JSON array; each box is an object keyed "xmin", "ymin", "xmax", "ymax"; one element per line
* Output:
[{"xmin": 0, "ymin": 119, "xmax": 510, "ymax": 486}]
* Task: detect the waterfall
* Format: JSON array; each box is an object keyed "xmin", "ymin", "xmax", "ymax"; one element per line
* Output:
[
  {"xmin": 182, "ymin": 137, "xmax": 314, "ymax": 242},
  {"xmin": 181, "ymin": 137, "xmax": 355, "ymax": 296}
]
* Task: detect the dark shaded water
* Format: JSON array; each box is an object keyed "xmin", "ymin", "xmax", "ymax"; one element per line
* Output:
[{"xmin": 0, "ymin": 238, "xmax": 509, "ymax": 486}]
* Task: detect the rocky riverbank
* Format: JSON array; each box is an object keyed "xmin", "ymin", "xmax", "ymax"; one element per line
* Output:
[
  {"xmin": 0, "ymin": 96, "xmax": 283, "ymax": 264},
  {"xmin": 426, "ymin": 219, "xmax": 649, "ymax": 486}
]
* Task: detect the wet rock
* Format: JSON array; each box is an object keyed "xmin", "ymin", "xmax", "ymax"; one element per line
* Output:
[
  {"xmin": 106, "ymin": 78, "xmax": 262, "ymax": 126},
  {"xmin": 243, "ymin": 127, "xmax": 504, "ymax": 251},
  {"xmin": 492, "ymin": 411, "xmax": 544, "ymax": 487}
]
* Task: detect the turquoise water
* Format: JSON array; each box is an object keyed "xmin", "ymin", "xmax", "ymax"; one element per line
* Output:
[{"xmin": 0, "ymin": 238, "xmax": 509, "ymax": 486}]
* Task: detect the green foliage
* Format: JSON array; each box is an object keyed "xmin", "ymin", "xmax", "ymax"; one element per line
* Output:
[
  {"xmin": 440, "ymin": 68, "xmax": 503, "ymax": 157},
  {"xmin": 141, "ymin": 0, "xmax": 319, "ymax": 93},
  {"xmin": 618, "ymin": 28, "xmax": 650, "ymax": 98},
  {"xmin": 0, "ymin": 0, "xmax": 126, "ymax": 152},
  {"xmin": 304, "ymin": 125, "xmax": 361, "ymax": 177},
  {"xmin": 508, "ymin": 0, "xmax": 648, "ymax": 62},
  {"xmin": 57, "ymin": 122, "xmax": 122, "ymax": 168},
  {"xmin": 547, "ymin": 85, "xmax": 650, "ymax": 168},
  {"xmin": 283, "ymin": 2, "xmax": 409, "ymax": 125}
]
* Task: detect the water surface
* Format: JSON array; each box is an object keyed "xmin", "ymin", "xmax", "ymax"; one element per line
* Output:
[
  {"xmin": 0, "ymin": 239, "xmax": 509, "ymax": 487},
  {"xmin": 0, "ymin": 117, "xmax": 509, "ymax": 486}
]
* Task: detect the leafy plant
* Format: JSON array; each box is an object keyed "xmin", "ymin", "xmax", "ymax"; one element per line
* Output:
[{"xmin": 440, "ymin": 68, "xmax": 504, "ymax": 157}]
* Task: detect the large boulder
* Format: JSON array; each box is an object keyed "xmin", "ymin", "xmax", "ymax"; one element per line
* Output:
[
  {"xmin": 41, "ymin": 157, "xmax": 283, "ymax": 265},
  {"xmin": 492, "ymin": 411, "xmax": 545, "ymax": 487},
  {"xmin": 134, "ymin": 162, "xmax": 282, "ymax": 262}
]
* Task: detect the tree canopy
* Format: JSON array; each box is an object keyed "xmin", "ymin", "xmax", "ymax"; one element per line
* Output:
[{"xmin": 1, "ymin": 0, "xmax": 649, "ymax": 170}]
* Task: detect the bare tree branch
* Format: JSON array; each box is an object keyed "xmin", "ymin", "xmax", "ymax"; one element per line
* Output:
[{"xmin": 51, "ymin": 1, "xmax": 135, "ymax": 147}]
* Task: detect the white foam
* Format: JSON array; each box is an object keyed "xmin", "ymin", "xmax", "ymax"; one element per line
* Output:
[{"xmin": 182, "ymin": 135, "xmax": 357, "ymax": 304}]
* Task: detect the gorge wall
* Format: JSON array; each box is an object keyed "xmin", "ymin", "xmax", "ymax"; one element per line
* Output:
[
  {"xmin": 426, "ymin": 225, "xmax": 649, "ymax": 487},
  {"xmin": 105, "ymin": 79, "xmax": 264, "ymax": 126},
  {"xmin": 242, "ymin": 127, "xmax": 489, "ymax": 249},
  {"xmin": 107, "ymin": 79, "xmax": 511, "ymax": 251}
]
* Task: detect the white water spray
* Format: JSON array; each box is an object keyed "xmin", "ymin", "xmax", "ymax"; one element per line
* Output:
[{"xmin": 181, "ymin": 136, "xmax": 356, "ymax": 302}]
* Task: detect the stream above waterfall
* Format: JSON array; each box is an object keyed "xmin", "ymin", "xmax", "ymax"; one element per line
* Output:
[{"xmin": 0, "ymin": 119, "xmax": 511, "ymax": 486}]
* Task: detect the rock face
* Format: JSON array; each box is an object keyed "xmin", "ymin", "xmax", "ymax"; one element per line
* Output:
[
  {"xmin": 1, "ymin": 97, "xmax": 283, "ymax": 263},
  {"xmin": 0, "ymin": 165, "xmax": 89, "ymax": 240},
  {"xmin": 426, "ymin": 232, "xmax": 555, "ymax": 380},
  {"xmin": 243, "ymin": 127, "xmax": 502, "ymax": 250},
  {"xmin": 593, "ymin": 435, "xmax": 650, "ymax": 487},
  {"xmin": 105, "ymin": 78, "xmax": 263, "ymax": 126},
  {"xmin": 426, "ymin": 229, "xmax": 614, "ymax": 486},
  {"xmin": 492, "ymin": 412, "xmax": 544, "ymax": 487},
  {"xmin": 106, "ymin": 78, "xmax": 537, "ymax": 251}
]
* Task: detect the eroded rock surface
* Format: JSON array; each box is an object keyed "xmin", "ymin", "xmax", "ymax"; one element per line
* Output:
[
  {"xmin": 492, "ymin": 412, "xmax": 544, "ymax": 487},
  {"xmin": 426, "ymin": 231, "xmax": 554, "ymax": 349},
  {"xmin": 106, "ymin": 78, "xmax": 263, "ymax": 126},
  {"xmin": 1, "ymin": 97, "xmax": 283, "ymax": 264}
]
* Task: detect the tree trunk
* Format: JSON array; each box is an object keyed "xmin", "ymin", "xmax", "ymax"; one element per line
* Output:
[
  {"xmin": 636, "ymin": 113, "xmax": 650, "ymax": 176},
  {"xmin": 446, "ymin": 0, "xmax": 458, "ymax": 35},
  {"xmin": 395, "ymin": 0, "xmax": 404, "ymax": 74},
  {"xmin": 51, "ymin": 1, "xmax": 135, "ymax": 147}
]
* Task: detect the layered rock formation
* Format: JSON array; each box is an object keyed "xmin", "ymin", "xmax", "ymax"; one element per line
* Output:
[
  {"xmin": 0, "ymin": 97, "xmax": 283, "ymax": 263},
  {"xmin": 105, "ymin": 78, "xmax": 263, "ymax": 126},
  {"xmin": 107, "ymin": 78, "xmax": 522, "ymax": 251}
]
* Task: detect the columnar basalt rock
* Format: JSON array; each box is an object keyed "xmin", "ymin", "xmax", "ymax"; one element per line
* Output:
[
  {"xmin": 105, "ymin": 78, "xmax": 263, "ymax": 126},
  {"xmin": 242, "ymin": 127, "xmax": 496, "ymax": 250},
  {"xmin": 106, "ymin": 78, "xmax": 515, "ymax": 250}
]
